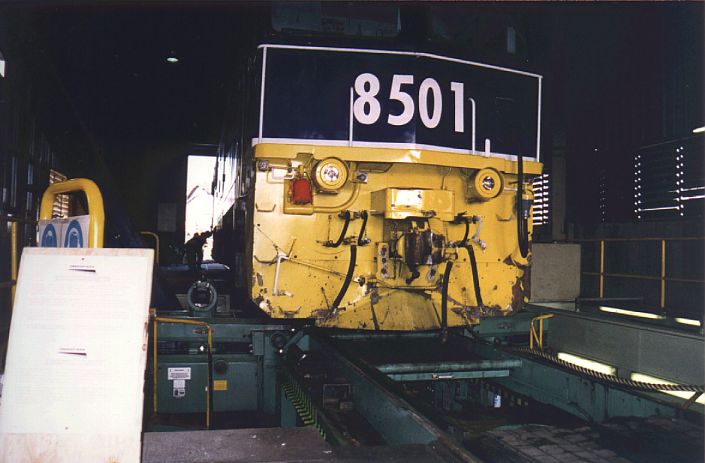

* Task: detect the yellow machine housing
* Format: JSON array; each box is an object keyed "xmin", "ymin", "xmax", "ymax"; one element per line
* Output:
[{"xmin": 248, "ymin": 143, "xmax": 542, "ymax": 330}]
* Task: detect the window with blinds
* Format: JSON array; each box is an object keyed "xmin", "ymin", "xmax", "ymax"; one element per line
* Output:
[
  {"xmin": 48, "ymin": 169, "xmax": 70, "ymax": 218},
  {"xmin": 532, "ymin": 171, "xmax": 550, "ymax": 227},
  {"xmin": 634, "ymin": 136, "xmax": 704, "ymax": 221}
]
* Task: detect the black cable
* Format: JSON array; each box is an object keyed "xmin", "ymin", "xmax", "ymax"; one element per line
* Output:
[
  {"xmin": 441, "ymin": 261, "xmax": 453, "ymax": 332},
  {"xmin": 357, "ymin": 210, "xmax": 369, "ymax": 245},
  {"xmin": 331, "ymin": 245, "xmax": 357, "ymax": 310},
  {"xmin": 461, "ymin": 217, "xmax": 470, "ymax": 244},
  {"xmin": 517, "ymin": 154, "xmax": 529, "ymax": 258},
  {"xmin": 325, "ymin": 211, "xmax": 351, "ymax": 248},
  {"xmin": 464, "ymin": 244, "xmax": 484, "ymax": 307}
]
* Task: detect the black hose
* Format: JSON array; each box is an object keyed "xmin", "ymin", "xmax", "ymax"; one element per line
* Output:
[
  {"xmin": 357, "ymin": 210, "xmax": 369, "ymax": 245},
  {"xmin": 461, "ymin": 217, "xmax": 470, "ymax": 244},
  {"xmin": 331, "ymin": 245, "xmax": 357, "ymax": 310},
  {"xmin": 464, "ymin": 245, "xmax": 484, "ymax": 307},
  {"xmin": 441, "ymin": 261, "xmax": 453, "ymax": 332},
  {"xmin": 325, "ymin": 211, "xmax": 351, "ymax": 248},
  {"xmin": 517, "ymin": 154, "xmax": 529, "ymax": 258}
]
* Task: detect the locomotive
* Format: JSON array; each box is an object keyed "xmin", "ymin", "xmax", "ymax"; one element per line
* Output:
[{"xmin": 214, "ymin": 42, "xmax": 543, "ymax": 331}]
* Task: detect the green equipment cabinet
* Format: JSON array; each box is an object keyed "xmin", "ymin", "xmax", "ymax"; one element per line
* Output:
[
  {"xmin": 156, "ymin": 355, "xmax": 209, "ymax": 413},
  {"xmin": 212, "ymin": 355, "xmax": 259, "ymax": 411},
  {"xmin": 153, "ymin": 318, "xmax": 292, "ymax": 419}
]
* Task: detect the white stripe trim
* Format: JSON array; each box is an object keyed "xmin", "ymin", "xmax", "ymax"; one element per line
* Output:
[
  {"xmin": 258, "ymin": 47, "xmax": 268, "ymax": 142},
  {"xmin": 536, "ymin": 76, "xmax": 542, "ymax": 161},
  {"xmin": 251, "ymin": 137, "xmax": 538, "ymax": 162},
  {"xmin": 469, "ymin": 97, "xmax": 476, "ymax": 153},
  {"xmin": 257, "ymin": 43, "xmax": 543, "ymax": 79}
]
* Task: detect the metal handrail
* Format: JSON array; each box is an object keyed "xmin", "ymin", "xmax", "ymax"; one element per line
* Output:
[
  {"xmin": 0, "ymin": 216, "xmax": 34, "ymax": 308},
  {"xmin": 140, "ymin": 231, "xmax": 160, "ymax": 266},
  {"xmin": 529, "ymin": 313, "xmax": 553, "ymax": 350},
  {"xmin": 39, "ymin": 178, "xmax": 105, "ymax": 248},
  {"xmin": 578, "ymin": 236, "xmax": 705, "ymax": 309}
]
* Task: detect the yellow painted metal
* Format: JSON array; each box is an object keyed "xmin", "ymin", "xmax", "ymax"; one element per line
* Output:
[
  {"xmin": 248, "ymin": 143, "xmax": 541, "ymax": 330},
  {"xmin": 10, "ymin": 221, "xmax": 17, "ymax": 306},
  {"xmin": 140, "ymin": 231, "xmax": 161, "ymax": 266},
  {"xmin": 370, "ymin": 188, "xmax": 455, "ymax": 221},
  {"xmin": 529, "ymin": 313, "xmax": 554, "ymax": 350},
  {"xmin": 313, "ymin": 158, "xmax": 349, "ymax": 192},
  {"xmin": 39, "ymin": 178, "xmax": 105, "ymax": 248},
  {"xmin": 255, "ymin": 143, "xmax": 543, "ymax": 175},
  {"xmin": 468, "ymin": 168, "xmax": 503, "ymax": 201},
  {"xmin": 153, "ymin": 316, "xmax": 213, "ymax": 429},
  {"xmin": 583, "ymin": 271, "xmax": 703, "ymax": 284}
]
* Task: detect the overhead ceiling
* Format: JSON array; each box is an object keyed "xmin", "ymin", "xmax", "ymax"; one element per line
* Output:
[{"xmin": 0, "ymin": 2, "xmax": 702, "ymax": 223}]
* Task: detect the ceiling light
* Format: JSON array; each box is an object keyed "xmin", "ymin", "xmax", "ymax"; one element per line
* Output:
[
  {"xmin": 693, "ymin": 126, "xmax": 705, "ymax": 134},
  {"xmin": 557, "ymin": 352, "xmax": 616, "ymax": 375},
  {"xmin": 166, "ymin": 56, "xmax": 179, "ymax": 63},
  {"xmin": 674, "ymin": 317, "xmax": 701, "ymax": 327},
  {"xmin": 599, "ymin": 306, "xmax": 665, "ymax": 319}
]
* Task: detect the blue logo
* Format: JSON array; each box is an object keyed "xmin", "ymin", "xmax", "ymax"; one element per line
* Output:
[
  {"xmin": 40, "ymin": 223, "xmax": 58, "ymax": 247},
  {"xmin": 64, "ymin": 220, "xmax": 84, "ymax": 248}
]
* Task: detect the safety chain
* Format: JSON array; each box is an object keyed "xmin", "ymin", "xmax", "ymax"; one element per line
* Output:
[{"xmin": 509, "ymin": 347, "xmax": 705, "ymax": 393}]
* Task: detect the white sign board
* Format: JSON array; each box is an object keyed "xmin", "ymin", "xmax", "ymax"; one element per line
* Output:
[{"xmin": 0, "ymin": 247, "xmax": 154, "ymax": 463}]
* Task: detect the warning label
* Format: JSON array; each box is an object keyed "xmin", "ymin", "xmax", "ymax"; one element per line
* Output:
[
  {"xmin": 213, "ymin": 380, "xmax": 228, "ymax": 391},
  {"xmin": 167, "ymin": 367, "xmax": 191, "ymax": 380}
]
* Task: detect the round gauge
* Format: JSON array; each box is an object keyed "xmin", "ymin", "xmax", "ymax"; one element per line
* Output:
[{"xmin": 314, "ymin": 158, "xmax": 349, "ymax": 192}]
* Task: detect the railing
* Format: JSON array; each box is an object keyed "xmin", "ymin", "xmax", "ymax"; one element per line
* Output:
[
  {"xmin": 581, "ymin": 237, "xmax": 705, "ymax": 309},
  {"xmin": 140, "ymin": 231, "xmax": 160, "ymax": 266},
  {"xmin": 39, "ymin": 178, "xmax": 105, "ymax": 248},
  {"xmin": 529, "ymin": 314, "xmax": 553, "ymax": 350},
  {"xmin": 0, "ymin": 215, "xmax": 37, "ymax": 309},
  {"xmin": 2, "ymin": 178, "xmax": 105, "ymax": 313}
]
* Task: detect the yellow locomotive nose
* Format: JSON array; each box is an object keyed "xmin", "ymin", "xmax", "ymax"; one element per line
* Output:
[{"xmin": 239, "ymin": 44, "xmax": 543, "ymax": 330}]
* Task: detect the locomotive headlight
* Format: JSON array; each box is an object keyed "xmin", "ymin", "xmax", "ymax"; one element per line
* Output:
[
  {"xmin": 469, "ymin": 168, "xmax": 503, "ymax": 201},
  {"xmin": 481, "ymin": 175, "xmax": 496, "ymax": 191},
  {"xmin": 314, "ymin": 158, "xmax": 348, "ymax": 192}
]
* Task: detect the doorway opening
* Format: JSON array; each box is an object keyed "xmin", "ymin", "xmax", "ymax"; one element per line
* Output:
[{"xmin": 185, "ymin": 155, "xmax": 216, "ymax": 261}]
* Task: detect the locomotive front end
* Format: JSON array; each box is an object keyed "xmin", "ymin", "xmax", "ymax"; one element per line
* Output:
[{"xmin": 248, "ymin": 45, "xmax": 543, "ymax": 330}]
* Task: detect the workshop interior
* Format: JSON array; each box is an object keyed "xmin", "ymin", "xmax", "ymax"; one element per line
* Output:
[{"xmin": 0, "ymin": 2, "xmax": 703, "ymax": 462}]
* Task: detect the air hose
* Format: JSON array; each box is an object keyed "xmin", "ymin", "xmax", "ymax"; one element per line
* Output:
[
  {"xmin": 464, "ymin": 244, "xmax": 484, "ymax": 307},
  {"xmin": 325, "ymin": 210, "xmax": 351, "ymax": 248},
  {"xmin": 517, "ymin": 154, "xmax": 529, "ymax": 258},
  {"xmin": 457, "ymin": 216, "xmax": 484, "ymax": 307},
  {"xmin": 461, "ymin": 217, "xmax": 470, "ymax": 243},
  {"xmin": 331, "ymin": 245, "xmax": 357, "ymax": 310},
  {"xmin": 441, "ymin": 261, "xmax": 453, "ymax": 332},
  {"xmin": 357, "ymin": 210, "xmax": 369, "ymax": 245}
]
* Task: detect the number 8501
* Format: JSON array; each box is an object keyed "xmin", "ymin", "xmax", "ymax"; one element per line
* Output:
[{"xmin": 353, "ymin": 73, "xmax": 465, "ymax": 133}]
